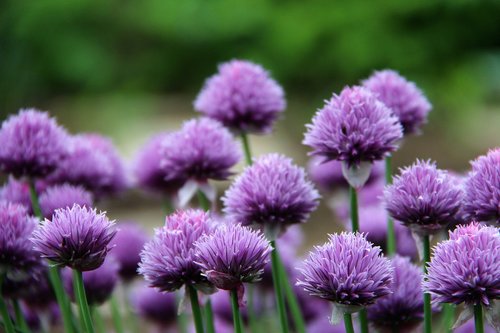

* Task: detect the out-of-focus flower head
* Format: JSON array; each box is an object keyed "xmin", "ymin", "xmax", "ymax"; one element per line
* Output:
[
  {"xmin": 130, "ymin": 283, "xmax": 177, "ymax": 328},
  {"xmin": 0, "ymin": 177, "xmax": 35, "ymax": 213},
  {"xmin": 111, "ymin": 221, "xmax": 148, "ymax": 281},
  {"xmin": 39, "ymin": 184, "xmax": 93, "ymax": 219}
]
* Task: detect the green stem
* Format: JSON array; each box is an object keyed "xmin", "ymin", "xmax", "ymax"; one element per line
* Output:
[
  {"xmin": 204, "ymin": 298, "xmax": 216, "ymax": 333},
  {"xmin": 90, "ymin": 307, "xmax": 105, "ymax": 333},
  {"xmin": 13, "ymin": 299, "xmax": 30, "ymax": 333},
  {"xmin": 270, "ymin": 241, "xmax": 289, "ymax": 333},
  {"xmin": 0, "ymin": 275, "xmax": 15, "ymax": 333},
  {"xmin": 110, "ymin": 295, "xmax": 124, "ymax": 333},
  {"xmin": 359, "ymin": 309, "xmax": 369, "ymax": 333},
  {"xmin": 73, "ymin": 270, "xmax": 95, "ymax": 333},
  {"xmin": 441, "ymin": 304, "xmax": 455, "ymax": 333},
  {"xmin": 246, "ymin": 285, "xmax": 259, "ymax": 333},
  {"xmin": 343, "ymin": 313, "xmax": 355, "ymax": 333},
  {"xmin": 240, "ymin": 133, "xmax": 253, "ymax": 166},
  {"xmin": 278, "ymin": 257, "xmax": 306, "ymax": 333},
  {"xmin": 28, "ymin": 178, "xmax": 43, "ymax": 219},
  {"xmin": 385, "ymin": 156, "xmax": 397, "ymax": 256},
  {"xmin": 423, "ymin": 235, "xmax": 432, "ymax": 333},
  {"xmin": 176, "ymin": 290, "xmax": 188, "ymax": 333},
  {"xmin": 187, "ymin": 285, "xmax": 205, "ymax": 333},
  {"xmin": 474, "ymin": 304, "xmax": 484, "ymax": 333},
  {"xmin": 230, "ymin": 289, "xmax": 244, "ymax": 333},
  {"xmin": 197, "ymin": 190, "xmax": 210, "ymax": 211},
  {"xmin": 349, "ymin": 186, "xmax": 359, "ymax": 232}
]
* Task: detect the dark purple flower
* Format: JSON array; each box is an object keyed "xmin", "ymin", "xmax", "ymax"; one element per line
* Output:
[
  {"xmin": 463, "ymin": 149, "xmax": 500, "ymax": 225},
  {"xmin": 384, "ymin": 160, "xmax": 463, "ymax": 235},
  {"xmin": 130, "ymin": 283, "xmax": 177, "ymax": 328},
  {"xmin": 424, "ymin": 223, "xmax": 500, "ymax": 306},
  {"xmin": 0, "ymin": 109, "xmax": 70, "ymax": 178},
  {"xmin": 368, "ymin": 256, "xmax": 424, "ymax": 332},
  {"xmin": 39, "ymin": 184, "xmax": 93, "ymax": 219},
  {"xmin": 21, "ymin": 271, "xmax": 56, "ymax": 309},
  {"xmin": 303, "ymin": 86, "xmax": 403, "ymax": 168},
  {"xmin": 138, "ymin": 209, "xmax": 214, "ymax": 293},
  {"xmin": 223, "ymin": 153, "xmax": 319, "ymax": 238},
  {"xmin": 0, "ymin": 177, "xmax": 33, "ymax": 213},
  {"xmin": 63, "ymin": 256, "xmax": 119, "ymax": 305},
  {"xmin": 194, "ymin": 60, "xmax": 286, "ymax": 134},
  {"xmin": 111, "ymin": 221, "xmax": 148, "ymax": 281},
  {"xmin": 194, "ymin": 224, "xmax": 272, "ymax": 291},
  {"xmin": 362, "ymin": 69, "xmax": 432, "ymax": 135},
  {"xmin": 133, "ymin": 132, "xmax": 184, "ymax": 195},
  {"xmin": 49, "ymin": 133, "xmax": 127, "ymax": 197},
  {"xmin": 31, "ymin": 204, "xmax": 116, "ymax": 271},
  {"xmin": 297, "ymin": 232, "xmax": 393, "ymax": 309}
]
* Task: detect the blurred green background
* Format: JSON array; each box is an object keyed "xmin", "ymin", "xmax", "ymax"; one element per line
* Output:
[{"xmin": 1, "ymin": 0, "xmax": 499, "ymax": 244}]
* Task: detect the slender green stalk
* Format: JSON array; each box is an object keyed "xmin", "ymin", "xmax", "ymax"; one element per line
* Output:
[
  {"xmin": 176, "ymin": 291, "xmax": 188, "ymax": 333},
  {"xmin": 246, "ymin": 285, "xmax": 259, "ymax": 333},
  {"xmin": 73, "ymin": 270, "xmax": 95, "ymax": 333},
  {"xmin": 230, "ymin": 289, "xmax": 244, "ymax": 333},
  {"xmin": 29, "ymin": 179, "xmax": 76, "ymax": 333},
  {"xmin": 349, "ymin": 186, "xmax": 359, "ymax": 232},
  {"xmin": 240, "ymin": 133, "xmax": 253, "ymax": 166},
  {"xmin": 110, "ymin": 295, "xmax": 124, "ymax": 333},
  {"xmin": 90, "ymin": 306, "xmax": 105, "ymax": 333},
  {"xmin": 187, "ymin": 285, "xmax": 205, "ymax": 333},
  {"xmin": 359, "ymin": 309, "xmax": 369, "ymax": 333},
  {"xmin": 441, "ymin": 304, "xmax": 454, "ymax": 332},
  {"xmin": 0, "ymin": 275, "xmax": 15, "ymax": 333},
  {"xmin": 270, "ymin": 241, "xmax": 289, "ymax": 333},
  {"xmin": 197, "ymin": 190, "xmax": 210, "ymax": 211},
  {"xmin": 204, "ymin": 299, "xmax": 216, "ymax": 333},
  {"xmin": 343, "ymin": 313, "xmax": 355, "ymax": 333},
  {"xmin": 474, "ymin": 304, "xmax": 484, "ymax": 333},
  {"xmin": 278, "ymin": 257, "xmax": 306, "ymax": 333},
  {"xmin": 13, "ymin": 299, "xmax": 30, "ymax": 333},
  {"xmin": 423, "ymin": 235, "xmax": 432, "ymax": 333},
  {"xmin": 385, "ymin": 156, "xmax": 396, "ymax": 255}
]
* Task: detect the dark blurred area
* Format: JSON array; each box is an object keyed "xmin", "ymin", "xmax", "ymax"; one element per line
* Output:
[{"xmin": 1, "ymin": 0, "xmax": 499, "ymax": 246}]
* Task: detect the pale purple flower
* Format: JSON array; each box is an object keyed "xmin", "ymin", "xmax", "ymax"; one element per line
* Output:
[
  {"xmin": 31, "ymin": 204, "xmax": 116, "ymax": 271},
  {"xmin": 297, "ymin": 232, "xmax": 393, "ymax": 308},
  {"xmin": 194, "ymin": 224, "xmax": 272, "ymax": 291},
  {"xmin": 424, "ymin": 223, "xmax": 500, "ymax": 306},
  {"xmin": 39, "ymin": 184, "xmax": 93, "ymax": 219},
  {"xmin": 223, "ymin": 153, "xmax": 319, "ymax": 238},
  {"xmin": 303, "ymin": 86, "xmax": 403, "ymax": 168},
  {"xmin": 194, "ymin": 60, "xmax": 286, "ymax": 134},
  {"xmin": 0, "ymin": 109, "xmax": 70, "ymax": 178},
  {"xmin": 368, "ymin": 256, "xmax": 424, "ymax": 332},
  {"xmin": 111, "ymin": 221, "xmax": 148, "ymax": 281},
  {"xmin": 49, "ymin": 133, "xmax": 127, "ymax": 197},
  {"xmin": 384, "ymin": 160, "xmax": 463, "ymax": 235},
  {"xmin": 138, "ymin": 209, "xmax": 214, "ymax": 293},
  {"xmin": 362, "ymin": 69, "xmax": 432, "ymax": 135},
  {"xmin": 63, "ymin": 256, "xmax": 119, "ymax": 305},
  {"xmin": 463, "ymin": 149, "xmax": 500, "ymax": 225},
  {"xmin": 130, "ymin": 283, "xmax": 177, "ymax": 328},
  {"xmin": 0, "ymin": 177, "xmax": 33, "ymax": 213}
]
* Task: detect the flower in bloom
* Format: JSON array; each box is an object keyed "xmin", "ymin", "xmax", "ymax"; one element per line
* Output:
[
  {"xmin": 138, "ymin": 209, "xmax": 214, "ymax": 293},
  {"xmin": 0, "ymin": 109, "xmax": 70, "ymax": 178},
  {"xmin": 223, "ymin": 153, "xmax": 319, "ymax": 238},
  {"xmin": 49, "ymin": 133, "xmax": 127, "ymax": 198},
  {"xmin": 63, "ymin": 256, "xmax": 119, "ymax": 305},
  {"xmin": 194, "ymin": 224, "xmax": 272, "ymax": 292},
  {"xmin": 31, "ymin": 204, "xmax": 116, "ymax": 271},
  {"xmin": 39, "ymin": 184, "xmax": 93, "ymax": 219},
  {"xmin": 362, "ymin": 69, "xmax": 432, "ymax": 135},
  {"xmin": 194, "ymin": 59, "xmax": 286, "ymax": 134},
  {"xmin": 111, "ymin": 221, "xmax": 148, "ymax": 281},
  {"xmin": 384, "ymin": 160, "xmax": 463, "ymax": 235},
  {"xmin": 133, "ymin": 132, "xmax": 184, "ymax": 195},
  {"xmin": 368, "ymin": 256, "xmax": 424, "ymax": 332},
  {"xmin": 303, "ymin": 86, "xmax": 403, "ymax": 169},
  {"xmin": 424, "ymin": 223, "xmax": 500, "ymax": 306},
  {"xmin": 130, "ymin": 283, "xmax": 177, "ymax": 328},
  {"xmin": 0, "ymin": 177, "xmax": 34, "ymax": 213},
  {"xmin": 463, "ymin": 149, "xmax": 500, "ymax": 225},
  {"xmin": 297, "ymin": 232, "xmax": 392, "ymax": 311}
]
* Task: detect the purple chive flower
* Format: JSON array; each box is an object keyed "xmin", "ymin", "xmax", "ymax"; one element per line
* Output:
[
  {"xmin": 0, "ymin": 109, "xmax": 70, "ymax": 178},
  {"xmin": 0, "ymin": 177, "xmax": 34, "ymax": 213},
  {"xmin": 194, "ymin": 224, "xmax": 272, "ymax": 292},
  {"xmin": 223, "ymin": 153, "xmax": 319, "ymax": 238},
  {"xmin": 362, "ymin": 69, "xmax": 432, "ymax": 135},
  {"xmin": 21, "ymin": 272, "xmax": 56, "ymax": 309},
  {"xmin": 297, "ymin": 232, "xmax": 393, "ymax": 310},
  {"xmin": 130, "ymin": 283, "xmax": 177, "ymax": 328},
  {"xmin": 63, "ymin": 256, "xmax": 119, "ymax": 305},
  {"xmin": 308, "ymin": 156, "xmax": 384, "ymax": 192},
  {"xmin": 463, "ymin": 149, "xmax": 500, "ymax": 225},
  {"xmin": 49, "ymin": 133, "xmax": 127, "ymax": 197},
  {"xmin": 133, "ymin": 132, "xmax": 184, "ymax": 195},
  {"xmin": 31, "ymin": 204, "xmax": 116, "ymax": 271},
  {"xmin": 138, "ymin": 209, "xmax": 215, "ymax": 293},
  {"xmin": 39, "ymin": 184, "xmax": 93, "ymax": 219},
  {"xmin": 368, "ymin": 256, "xmax": 424, "ymax": 332},
  {"xmin": 384, "ymin": 160, "xmax": 463, "ymax": 235},
  {"xmin": 111, "ymin": 222, "xmax": 148, "ymax": 281},
  {"xmin": 303, "ymin": 86, "xmax": 403, "ymax": 173},
  {"xmin": 424, "ymin": 223, "xmax": 500, "ymax": 306},
  {"xmin": 194, "ymin": 60, "xmax": 286, "ymax": 134}
]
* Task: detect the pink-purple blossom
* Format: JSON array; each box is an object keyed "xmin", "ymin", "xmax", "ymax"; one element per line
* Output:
[
  {"xmin": 39, "ymin": 184, "xmax": 93, "ymax": 219},
  {"xmin": 111, "ymin": 221, "xmax": 148, "ymax": 281}
]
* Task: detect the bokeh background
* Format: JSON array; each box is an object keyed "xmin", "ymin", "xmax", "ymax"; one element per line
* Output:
[{"xmin": 1, "ymin": 0, "xmax": 499, "ymax": 249}]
